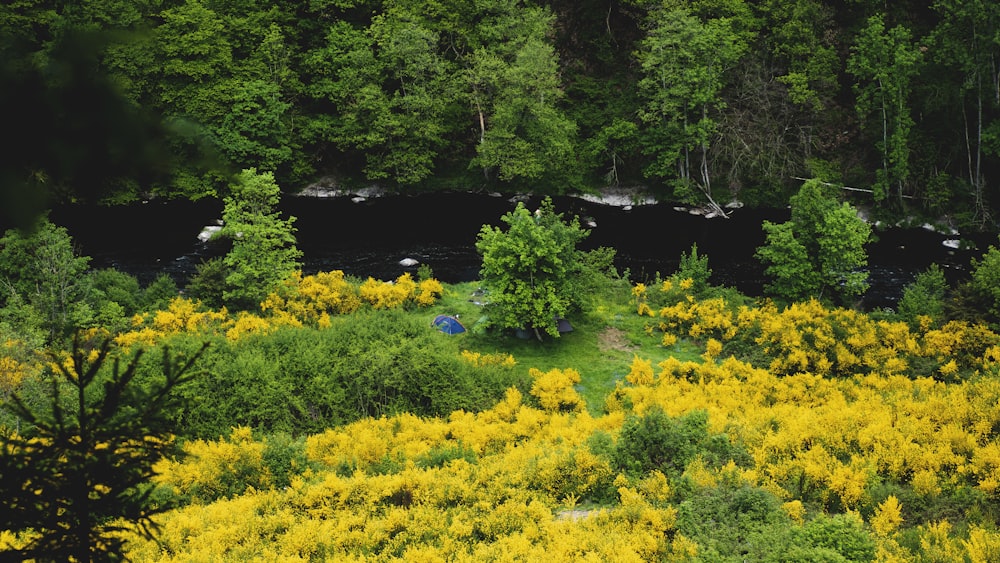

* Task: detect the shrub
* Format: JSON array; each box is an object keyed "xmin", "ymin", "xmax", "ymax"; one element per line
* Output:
[
  {"xmin": 185, "ymin": 257, "xmax": 227, "ymax": 310},
  {"xmin": 147, "ymin": 311, "xmax": 528, "ymax": 439},
  {"xmin": 613, "ymin": 408, "xmax": 710, "ymax": 476},
  {"xmin": 675, "ymin": 243, "xmax": 712, "ymax": 297},
  {"xmin": 897, "ymin": 264, "xmax": 948, "ymax": 328}
]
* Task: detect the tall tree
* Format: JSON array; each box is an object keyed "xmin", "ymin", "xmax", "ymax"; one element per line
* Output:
[
  {"xmin": 152, "ymin": 0, "xmax": 236, "ymax": 198},
  {"xmin": 756, "ymin": 179, "xmax": 872, "ymax": 304},
  {"xmin": 929, "ymin": 0, "xmax": 1000, "ymax": 226},
  {"xmin": 0, "ymin": 219, "xmax": 92, "ymax": 341},
  {"xmin": 848, "ymin": 15, "xmax": 922, "ymax": 205},
  {"xmin": 712, "ymin": 0, "xmax": 841, "ymax": 204},
  {"xmin": 304, "ymin": 8, "xmax": 457, "ymax": 186},
  {"xmin": 219, "ymin": 168, "xmax": 302, "ymax": 310},
  {"xmin": 468, "ymin": 30, "xmax": 579, "ymax": 190},
  {"xmin": 637, "ymin": 1, "xmax": 749, "ymax": 211}
]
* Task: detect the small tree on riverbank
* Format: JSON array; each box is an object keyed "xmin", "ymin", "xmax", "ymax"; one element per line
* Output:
[
  {"xmin": 756, "ymin": 179, "xmax": 871, "ymax": 305},
  {"xmin": 476, "ymin": 198, "xmax": 588, "ymax": 339},
  {"xmin": 219, "ymin": 168, "xmax": 301, "ymax": 310}
]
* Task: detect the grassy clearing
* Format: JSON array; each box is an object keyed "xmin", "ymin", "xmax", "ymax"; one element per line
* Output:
[{"xmin": 418, "ymin": 280, "xmax": 704, "ymax": 414}]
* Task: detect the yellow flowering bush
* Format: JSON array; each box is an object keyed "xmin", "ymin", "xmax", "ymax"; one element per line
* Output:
[
  {"xmin": 529, "ymin": 367, "xmax": 585, "ymax": 412},
  {"xmin": 104, "ymin": 286, "xmax": 1000, "ymax": 561},
  {"xmin": 262, "ymin": 270, "xmax": 443, "ymax": 326},
  {"xmin": 415, "ymin": 278, "xmax": 444, "ymax": 306},
  {"xmin": 460, "ymin": 350, "xmax": 516, "ymax": 368},
  {"xmin": 261, "ymin": 270, "xmax": 362, "ymax": 325},
  {"xmin": 115, "ymin": 297, "xmax": 229, "ymax": 348}
]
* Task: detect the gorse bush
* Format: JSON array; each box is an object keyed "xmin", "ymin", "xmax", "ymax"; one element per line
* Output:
[{"xmin": 634, "ymin": 279, "xmax": 1000, "ymax": 381}]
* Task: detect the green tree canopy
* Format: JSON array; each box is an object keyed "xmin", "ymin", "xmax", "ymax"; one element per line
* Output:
[
  {"xmin": 219, "ymin": 168, "xmax": 301, "ymax": 310},
  {"xmin": 0, "ymin": 218, "xmax": 92, "ymax": 341},
  {"xmin": 756, "ymin": 179, "xmax": 871, "ymax": 305},
  {"xmin": 476, "ymin": 198, "xmax": 588, "ymax": 339}
]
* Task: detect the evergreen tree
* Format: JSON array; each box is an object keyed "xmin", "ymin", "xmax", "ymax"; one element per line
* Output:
[{"xmin": 0, "ymin": 337, "xmax": 207, "ymax": 562}]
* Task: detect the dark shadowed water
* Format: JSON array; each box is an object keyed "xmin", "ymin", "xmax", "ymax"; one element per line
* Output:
[{"xmin": 48, "ymin": 192, "xmax": 992, "ymax": 310}]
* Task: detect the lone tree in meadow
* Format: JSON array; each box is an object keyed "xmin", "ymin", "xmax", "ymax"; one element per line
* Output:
[
  {"xmin": 756, "ymin": 179, "xmax": 871, "ymax": 305},
  {"xmin": 476, "ymin": 198, "xmax": 588, "ymax": 339}
]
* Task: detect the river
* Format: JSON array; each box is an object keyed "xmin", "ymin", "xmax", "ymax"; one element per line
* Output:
[{"xmin": 49, "ymin": 192, "xmax": 992, "ymax": 310}]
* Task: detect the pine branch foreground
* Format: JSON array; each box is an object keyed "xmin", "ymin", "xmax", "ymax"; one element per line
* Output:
[{"xmin": 0, "ymin": 336, "xmax": 208, "ymax": 562}]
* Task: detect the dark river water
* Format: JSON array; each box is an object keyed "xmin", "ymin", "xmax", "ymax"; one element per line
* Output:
[{"xmin": 49, "ymin": 192, "xmax": 993, "ymax": 310}]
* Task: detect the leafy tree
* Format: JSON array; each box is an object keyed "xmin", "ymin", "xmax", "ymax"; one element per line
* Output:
[
  {"xmin": 897, "ymin": 264, "xmax": 948, "ymax": 327},
  {"xmin": 969, "ymin": 240, "xmax": 1000, "ymax": 322},
  {"xmin": 637, "ymin": 1, "xmax": 749, "ymax": 209},
  {"xmin": 219, "ymin": 168, "xmax": 301, "ymax": 310},
  {"xmin": 928, "ymin": 0, "xmax": 1000, "ymax": 226},
  {"xmin": 0, "ymin": 337, "xmax": 207, "ymax": 562},
  {"xmin": 755, "ymin": 220, "xmax": 821, "ymax": 301},
  {"xmin": 151, "ymin": 0, "xmax": 237, "ymax": 198},
  {"xmin": 848, "ymin": 15, "xmax": 922, "ymax": 204},
  {"xmin": 469, "ymin": 31, "xmax": 580, "ymax": 189},
  {"xmin": 756, "ymin": 179, "xmax": 871, "ymax": 304},
  {"xmin": 216, "ymin": 79, "xmax": 293, "ymax": 173},
  {"xmin": 476, "ymin": 198, "xmax": 588, "ymax": 339},
  {"xmin": 0, "ymin": 218, "xmax": 92, "ymax": 341}
]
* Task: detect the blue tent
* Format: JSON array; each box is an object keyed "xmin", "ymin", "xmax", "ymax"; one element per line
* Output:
[{"xmin": 433, "ymin": 315, "xmax": 466, "ymax": 335}]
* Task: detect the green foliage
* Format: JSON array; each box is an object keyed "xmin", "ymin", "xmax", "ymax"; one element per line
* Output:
[
  {"xmin": 141, "ymin": 274, "xmax": 179, "ymax": 312},
  {"xmin": 4, "ymin": 0, "xmax": 1000, "ymax": 218},
  {"xmin": 848, "ymin": 15, "xmax": 921, "ymax": 204},
  {"xmin": 262, "ymin": 432, "xmax": 312, "ymax": 490},
  {"xmin": 83, "ymin": 268, "xmax": 166, "ymax": 333},
  {"xmin": 0, "ymin": 336, "xmax": 206, "ymax": 562},
  {"xmin": 219, "ymin": 168, "xmax": 302, "ymax": 310},
  {"xmin": 476, "ymin": 198, "xmax": 589, "ymax": 339},
  {"xmin": 185, "ymin": 257, "xmax": 228, "ymax": 309},
  {"xmin": 788, "ymin": 513, "xmax": 877, "ymax": 563},
  {"xmin": 970, "ymin": 240, "xmax": 1000, "ymax": 323},
  {"xmin": 148, "ymin": 311, "xmax": 528, "ymax": 439},
  {"xmin": 756, "ymin": 179, "xmax": 871, "ymax": 305},
  {"xmin": 86, "ymin": 268, "xmax": 142, "ymax": 317},
  {"xmin": 612, "ymin": 407, "xmax": 746, "ymax": 477},
  {"xmin": 470, "ymin": 30, "xmax": 580, "ymax": 189},
  {"xmin": 676, "ymin": 480, "xmax": 791, "ymax": 561},
  {"xmin": 0, "ymin": 218, "xmax": 92, "ymax": 341},
  {"xmin": 897, "ymin": 264, "xmax": 948, "ymax": 327},
  {"xmin": 415, "ymin": 442, "xmax": 477, "ymax": 469},
  {"xmin": 675, "ymin": 243, "xmax": 712, "ymax": 297},
  {"xmin": 677, "ymin": 479, "xmax": 876, "ymax": 562},
  {"xmin": 636, "ymin": 1, "xmax": 749, "ymax": 200}
]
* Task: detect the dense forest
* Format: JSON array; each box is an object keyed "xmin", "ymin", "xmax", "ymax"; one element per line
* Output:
[{"xmin": 3, "ymin": 0, "xmax": 1000, "ymax": 229}]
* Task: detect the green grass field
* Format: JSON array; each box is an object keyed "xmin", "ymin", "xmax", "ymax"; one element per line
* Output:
[{"xmin": 419, "ymin": 281, "xmax": 703, "ymax": 414}]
